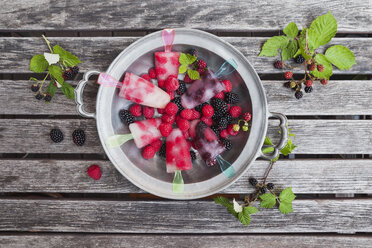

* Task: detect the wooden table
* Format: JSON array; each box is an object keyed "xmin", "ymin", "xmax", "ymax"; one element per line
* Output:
[{"xmin": 0, "ymin": 1, "xmax": 371, "ymax": 247}]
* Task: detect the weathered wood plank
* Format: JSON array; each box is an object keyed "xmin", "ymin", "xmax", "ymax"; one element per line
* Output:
[
  {"xmin": 0, "ymin": 0, "xmax": 370, "ymax": 32},
  {"xmin": 0, "ymin": 159, "xmax": 370, "ymax": 194},
  {"xmin": 0, "ymin": 119, "xmax": 370, "ymax": 154},
  {"xmin": 0, "ymin": 37, "xmax": 370, "ymax": 74},
  {"xmin": 0, "ymin": 199, "xmax": 370, "ymax": 233},
  {"xmin": 0, "ymin": 234, "xmax": 371, "ymax": 248},
  {"xmin": 2, "ymin": 80, "xmax": 371, "ymax": 116}
]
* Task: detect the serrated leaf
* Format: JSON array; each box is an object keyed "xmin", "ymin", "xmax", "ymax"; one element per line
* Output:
[
  {"xmin": 214, "ymin": 196, "xmax": 231, "ymax": 208},
  {"xmin": 48, "ymin": 65, "xmax": 64, "ymax": 84},
  {"xmin": 283, "ymin": 22, "xmax": 299, "ymax": 38},
  {"xmin": 53, "ymin": 45, "xmax": 81, "ymax": 67},
  {"xmin": 280, "ymin": 137, "xmax": 297, "ymax": 156},
  {"xmin": 308, "ymin": 11, "xmax": 337, "ymax": 49},
  {"xmin": 29, "ymin": 77, "xmax": 38, "ymax": 81},
  {"xmin": 259, "ymin": 36, "xmax": 289, "ymax": 57},
  {"xmin": 281, "ymin": 39, "xmax": 298, "ymax": 61},
  {"xmin": 179, "ymin": 64, "xmax": 188, "ymax": 74},
  {"xmin": 325, "ymin": 45, "xmax": 356, "ymax": 70},
  {"xmin": 259, "ymin": 193, "xmax": 276, "ymax": 208},
  {"xmin": 279, "ymin": 201, "xmax": 293, "ymax": 214},
  {"xmin": 179, "ymin": 53, "xmax": 197, "ymax": 65},
  {"xmin": 262, "ymin": 147, "xmax": 274, "ymax": 154},
  {"xmin": 187, "ymin": 69, "xmax": 200, "ymax": 80},
  {"xmin": 238, "ymin": 211, "xmax": 251, "ymax": 226},
  {"xmin": 46, "ymin": 81, "xmax": 57, "ymax": 98},
  {"xmin": 61, "ymin": 82, "xmax": 75, "ymax": 100},
  {"xmin": 30, "ymin": 54, "xmax": 49, "ymax": 73},
  {"xmin": 244, "ymin": 206, "xmax": 258, "ymax": 215},
  {"xmin": 270, "ymin": 155, "xmax": 279, "ymax": 163},
  {"xmin": 264, "ymin": 136, "xmax": 273, "ymax": 145},
  {"xmin": 310, "ymin": 54, "xmax": 333, "ymax": 79},
  {"xmin": 227, "ymin": 205, "xmax": 238, "ymax": 218},
  {"xmin": 279, "ymin": 187, "xmax": 296, "ymax": 203}
]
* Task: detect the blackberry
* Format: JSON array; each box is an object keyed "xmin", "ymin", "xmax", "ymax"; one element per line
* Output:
[
  {"xmin": 31, "ymin": 83, "xmax": 40, "ymax": 92},
  {"xmin": 217, "ymin": 117, "xmax": 228, "ymax": 130},
  {"xmin": 158, "ymin": 143, "xmax": 166, "ymax": 159},
  {"xmin": 63, "ymin": 69, "xmax": 73, "ymax": 80},
  {"xmin": 267, "ymin": 183, "xmax": 274, "ymax": 190},
  {"xmin": 249, "ymin": 177, "xmax": 258, "ymax": 187},
  {"xmin": 221, "ymin": 138, "xmax": 232, "ymax": 151},
  {"xmin": 294, "ymin": 55, "xmax": 305, "ymax": 64},
  {"xmin": 190, "ymin": 150, "xmax": 196, "ymax": 161},
  {"xmin": 176, "ymin": 80, "xmax": 186, "ymax": 95},
  {"xmin": 71, "ymin": 66, "xmax": 79, "ymax": 75},
  {"xmin": 119, "ymin": 109, "xmax": 134, "ymax": 125},
  {"xmin": 224, "ymin": 92, "xmax": 239, "ymax": 104},
  {"xmin": 295, "ymin": 90, "xmax": 303, "ymax": 99},
  {"xmin": 211, "ymin": 98, "xmax": 228, "ymax": 115},
  {"xmin": 195, "ymin": 102, "xmax": 207, "ymax": 113},
  {"xmin": 72, "ymin": 129, "xmax": 85, "ymax": 146},
  {"xmin": 210, "ymin": 125, "xmax": 220, "ymax": 136},
  {"xmin": 284, "ymin": 82, "xmax": 291, "ymax": 88},
  {"xmin": 305, "ymin": 86, "xmax": 313, "ymax": 93},
  {"xmin": 171, "ymin": 97, "xmax": 184, "ymax": 113},
  {"xmin": 35, "ymin": 93, "xmax": 43, "ymax": 100},
  {"xmin": 44, "ymin": 94, "xmax": 52, "ymax": 102},
  {"xmin": 50, "ymin": 129, "xmax": 64, "ymax": 143},
  {"xmin": 274, "ymin": 60, "xmax": 283, "ymax": 69},
  {"xmin": 188, "ymin": 48, "xmax": 197, "ymax": 56},
  {"xmin": 224, "ymin": 113, "xmax": 233, "ymax": 124},
  {"xmin": 260, "ymin": 187, "xmax": 266, "ymax": 194}
]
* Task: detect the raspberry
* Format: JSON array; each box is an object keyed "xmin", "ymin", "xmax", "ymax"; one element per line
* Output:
[
  {"xmin": 305, "ymin": 80, "xmax": 313, "ymax": 87},
  {"xmin": 165, "ymin": 75, "xmax": 179, "ymax": 91},
  {"xmin": 211, "ymin": 98, "xmax": 228, "ymax": 116},
  {"xmin": 148, "ymin": 67, "xmax": 157, "ymax": 79},
  {"xmin": 63, "ymin": 69, "xmax": 73, "ymax": 80},
  {"xmin": 198, "ymin": 59, "xmax": 207, "ymax": 69},
  {"xmin": 129, "ymin": 104, "xmax": 142, "ymax": 117},
  {"xmin": 157, "ymin": 108, "xmax": 165, "ymax": 114},
  {"xmin": 141, "ymin": 74, "xmax": 151, "ymax": 81},
  {"xmin": 190, "ymin": 150, "xmax": 197, "ymax": 161},
  {"xmin": 267, "ymin": 183, "xmax": 274, "ymax": 190},
  {"xmin": 142, "ymin": 145, "xmax": 156, "ymax": 159},
  {"xmin": 308, "ymin": 64, "xmax": 316, "ymax": 71},
  {"xmin": 72, "ymin": 129, "xmax": 85, "ymax": 146},
  {"xmin": 317, "ymin": 64, "xmax": 324, "ymax": 72},
  {"xmin": 161, "ymin": 114, "xmax": 175, "ymax": 124},
  {"xmin": 220, "ymin": 129, "xmax": 229, "ymax": 139},
  {"xmin": 31, "ymin": 83, "xmax": 40, "ymax": 92},
  {"xmin": 50, "ymin": 129, "xmax": 64, "ymax": 143},
  {"xmin": 183, "ymin": 131, "xmax": 190, "ymax": 140},
  {"xmin": 249, "ymin": 177, "xmax": 258, "ymax": 186},
  {"xmin": 44, "ymin": 94, "xmax": 52, "ymax": 102},
  {"xmin": 214, "ymin": 91, "xmax": 225, "ymax": 99},
  {"xmin": 35, "ymin": 93, "xmax": 43, "ymax": 100},
  {"xmin": 227, "ymin": 124, "xmax": 238, "ymax": 136},
  {"xmin": 202, "ymin": 104, "xmax": 214, "ymax": 118},
  {"xmin": 320, "ymin": 79, "xmax": 328, "ymax": 85},
  {"xmin": 183, "ymin": 74, "xmax": 193, "ymax": 84},
  {"xmin": 242, "ymin": 112, "xmax": 252, "ymax": 122},
  {"xmin": 222, "ymin": 80, "xmax": 232, "ymax": 93},
  {"xmin": 119, "ymin": 109, "xmax": 134, "ymax": 124},
  {"xmin": 225, "ymin": 92, "xmax": 239, "ymax": 104},
  {"xmin": 295, "ymin": 90, "xmax": 303, "ymax": 99},
  {"xmin": 167, "ymin": 91, "xmax": 175, "ymax": 100},
  {"xmin": 158, "ymin": 143, "xmax": 166, "ymax": 158},
  {"xmin": 180, "ymin": 109, "xmax": 193, "ymax": 120},
  {"xmin": 229, "ymin": 106, "xmax": 242, "ymax": 118},
  {"xmin": 274, "ymin": 60, "xmax": 283, "ymax": 69},
  {"xmin": 222, "ymin": 138, "xmax": 232, "ymax": 151},
  {"xmin": 158, "ymin": 80, "xmax": 165, "ymax": 88},
  {"xmin": 197, "ymin": 68, "xmax": 205, "ymax": 75},
  {"xmin": 143, "ymin": 106, "xmax": 155, "ymax": 119},
  {"xmin": 191, "ymin": 109, "xmax": 201, "ymax": 120},
  {"xmin": 150, "ymin": 139, "xmax": 162, "ymax": 152},
  {"xmin": 87, "ymin": 165, "xmax": 102, "ymax": 180},
  {"xmin": 176, "ymin": 80, "xmax": 186, "ymax": 95},
  {"xmin": 159, "ymin": 123, "xmax": 172, "ymax": 137},
  {"xmin": 71, "ymin": 66, "xmax": 79, "ymax": 75},
  {"xmin": 305, "ymin": 86, "xmax": 313, "ymax": 93},
  {"xmin": 176, "ymin": 118, "xmax": 190, "ymax": 131},
  {"xmin": 188, "ymin": 48, "xmax": 197, "ymax": 56},
  {"xmin": 201, "ymin": 116, "xmax": 213, "ymax": 126},
  {"xmin": 171, "ymin": 97, "xmax": 184, "ymax": 113},
  {"xmin": 217, "ymin": 117, "xmax": 228, "ymax": 130},
  {"xmin": 284, "ymin": 71, "xmax": 293, "ymax": 79},
  {"xmin": 165, "ymin": 102, "xmax": 178, "ymax": 116},
  {"xmin": 294, "ymin": 55, "xmax": 305, "ymax": 64},
  {"xmin": 195, "ymin": 102, "xmax": 207, "ymax": 113}
]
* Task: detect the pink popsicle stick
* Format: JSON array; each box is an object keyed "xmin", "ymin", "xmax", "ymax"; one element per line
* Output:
[
  {"xmin": 97, "ymin": 73, "xmax": 123, "ymax": 88},
  {"xmin": 162, "ymin": 29, "xmax": 175, "ymax": 52}
]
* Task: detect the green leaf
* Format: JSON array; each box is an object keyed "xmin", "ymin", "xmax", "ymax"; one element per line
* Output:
[
  {"xmin": 310, "ymin": 54, "xmax": 333, "ymax": 79},
  {"xmin": 48, "ymin": 65, "xmax": 64, "ymax": 84},
  {"xmin": 214, "ymin": 196, "xmax": 231, "ymax": 208},
  {"xmin": 308, "ymin": 11, "xmax": 337, "ymax": 49},
  {"xmin": 281, "ymin": 39, "xmax": 298, "ymax": 61},
  {"xmin": 179, "ymin": 53, "xmax": 197, "ymax": 65},
  {"xmin": 53, "ymin": 45, "xmax": 82, "ymax": 67},
  {"xmin": 244, "ymin": 206, "xmax": 258, "ymax": 215},
  {"xmin": 270, "ymin": 155, "xmax": 280, "ymax": 163},
  {"xmin": 227, "ymin": 205, "xmax": 238, "ymax": 218},
  {"xmin": 179, "ymin": 64, "xmax": 188, "ymax": 74},
  {"xmin": 279, "ymin": 187, "xmax": 296, "ymax": 203},
  {"xmin": 238, "ymin": 211, "xmax": 251, "ymax": 226},
  {"xmin": 279, "ymin": 201, "xmax": 293, "ymax": 214},
  {"xmin": 283, "ymin": 22, "xmax": 299, "ymax": 38},
  {"xmin": 29, "ymin": 77, "xmax": 38, "ymax": 81},
  {"xmin": 187, "ymin": 69, "xmax": 200, "ymax": 80},
  {"xmin": 259, "ymin": 193, "xmax": 276, "ymax": 208},
  {"xmin": 262, "ymin": 147, "xmax": 274, "ymax": 154},
  {"xmin": 61, "ymin": 82, "xmax": 75, "ymax": 100},
  {"xmin": 325, "ymin": 45, "xmax": 356, "ymax": 70},
  {"xmin": 280, "ymin": 137, "xmax": 297, "ymax": 156},
  {"xmin": 46, "ymin": 81, "xmax": 57, "ymax": 98},
  {"xmin": 30, "ymin": 54, "xmax": 48, "ymax": 73},
  {"xmin": 264, "ymin": 136, "xmax": 273, "ymax": 145},
  {"xmin": 259, "ymin": 36, "xmax": 289, "ymax": 57}
]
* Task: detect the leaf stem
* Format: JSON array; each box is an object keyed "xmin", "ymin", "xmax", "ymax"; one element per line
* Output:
[
  {"xmin": 263, "ymin": 161, "xmax": 275, "ymax": 185},
  {"xmin": 42, "ymin": 35, "xmax": 53, "ymax": 53},
  {"xmin": 38, "ymin": 72, "xmax": 50, "ymax": 92}
]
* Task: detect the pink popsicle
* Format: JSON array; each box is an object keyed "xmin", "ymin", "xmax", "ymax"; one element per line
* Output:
[
  {"xmin": 119, "ymin": 73, "xmax": 170, "ymax": 108},
  {"xmin": 166, "ymin": 128, "xmax": 193, "ymax": 173},
  {"xmin": 128, "ymin": 119, "xmax": 162, "ymax": 148},
  {"xmin": 155, "ymin": 52, "xmax": 180, "ymax": 88},
  {"xmin": 181, "ymin": 69, "xmax": 225, "ymax": 109}
]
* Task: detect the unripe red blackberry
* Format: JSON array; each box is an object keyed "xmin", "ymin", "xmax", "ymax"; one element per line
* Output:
[
  {"xmin": 274, "ymin": 60, "xmax": 283, "ymax": 69},
  {"xmin": 317, "ymin": 64, "xmax": 324, "ymax": 72}
]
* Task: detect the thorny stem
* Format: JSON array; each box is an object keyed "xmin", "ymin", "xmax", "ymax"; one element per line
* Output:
[
  {"xmin": 42, "ymin": 35, "xmax": 53, "ymax": 54},
  {"xmin": 263, "ymin": 161, "xmax": 276, "ymax": 185}
]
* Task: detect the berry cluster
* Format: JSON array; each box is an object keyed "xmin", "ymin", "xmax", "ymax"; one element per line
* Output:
[
  {"xmin": 249, "ymin": 177, "xmax": 275, "ymax": 194},
  {"xmin": 50, "ymin": 128, "xmax": 86, "ymax": 146},
  {"xmin": 274, "ymin": 55, "xmax": 328, "ymax": 99}
]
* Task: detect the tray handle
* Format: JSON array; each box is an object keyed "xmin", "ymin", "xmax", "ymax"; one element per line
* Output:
[{"xmin": 74, "ymin": 70, "xmax": 100, "ymax": 119}]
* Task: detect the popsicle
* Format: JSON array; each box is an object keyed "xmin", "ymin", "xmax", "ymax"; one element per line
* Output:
[
  {"xmin": 119, "ymin": 73, "xmax": 170, "ymax": 109},
  {"xmin": 166, "ymin": 128, "xmax": 193, "ymax": 173}
]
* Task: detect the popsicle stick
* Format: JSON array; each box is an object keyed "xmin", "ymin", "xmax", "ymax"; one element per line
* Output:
[
  {"xmin": 162, "ymin": 29, "xmax": 175, "ymax": 52},
  {"xmin": 97, "ymin": 72, "xmax": 122, "ymax": 88},
  {"xmin": 216, "ymin": 155, "xmax": 236, "ymax": 178},
  {"xmin": 215, "ymin": 58, "xmax": 238, "ymax": 78},
  {"xmin": 172, "ymin": 170, "xmax": 184, "ymax": 193},
  {"xmin": 105, "ymin": 134, "xmax": 134, "ymax": 148}
]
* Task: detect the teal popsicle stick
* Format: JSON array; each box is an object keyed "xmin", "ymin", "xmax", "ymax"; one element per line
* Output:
[
  {"xmin": 216, "ymin": 155, "xmax": 236, "ymax": 178},
  {"xmin": 215, "ymin": 58, "xmax": 238, "ymax": 78}
]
